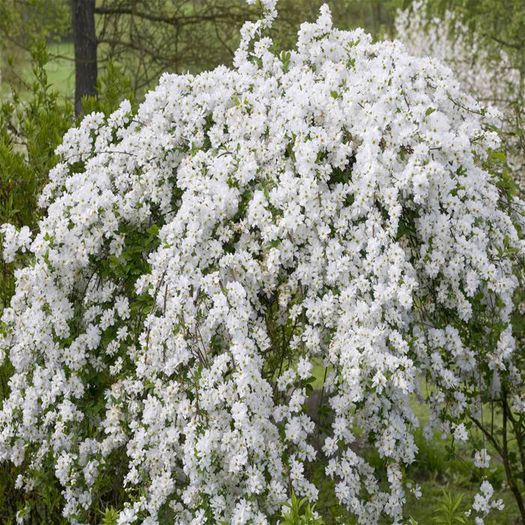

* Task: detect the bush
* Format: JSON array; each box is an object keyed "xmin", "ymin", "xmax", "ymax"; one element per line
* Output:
[{"xmin": 0, "ymin": 1, "xmax": 523, "ymax": 524}]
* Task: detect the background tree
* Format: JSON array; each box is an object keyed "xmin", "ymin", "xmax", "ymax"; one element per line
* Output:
[
  {"xmin": 71, "ymin": 0, "xmax": 97, "ymax": 115},
  {"xmin": 93, "ymin": 0, "xmax": 405, "ymax": 98},
  {"xmin": 2, "ymin": 1, "xmax": 406, "ymax": 112}
]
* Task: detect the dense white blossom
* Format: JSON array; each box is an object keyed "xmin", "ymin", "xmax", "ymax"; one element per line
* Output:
[
  {"xmin": 1, "ymin": 224, "xmax": 32, "ymax": 263},
  {"xmin": 0, "ymin": 1, "xmax": 524, "ymax": 524}
]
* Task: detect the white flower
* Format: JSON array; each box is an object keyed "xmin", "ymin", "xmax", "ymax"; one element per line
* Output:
[
  {"xmin": 472, "ymin": 480, "xmax": 504, "ymax": 520},
  {"xmin": 453, "ymin": 423, "xmax": 468, "ymax": 442},
  {"xmin": 473, "ymin": 449, "xmax": 491, "ymax": 469},
  {"xmin": 297, "ymin": 357, "xmax": 312, "ymax": 380}
]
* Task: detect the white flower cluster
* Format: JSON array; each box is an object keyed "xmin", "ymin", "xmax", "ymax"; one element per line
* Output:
[
  {"xmin": 395, "ymin": 0, "xmax": 525, "ymax": 186},
  {"xmin": 1, "ymin": 2, "xmax": 524, "ymax": 524},
  {"xmin": 0, "ymin": 224, "xmax": 32, "ymax": 263},
  {"xmin": 472, "ymin": 480, "xmax": 504, "ymax": 524}
]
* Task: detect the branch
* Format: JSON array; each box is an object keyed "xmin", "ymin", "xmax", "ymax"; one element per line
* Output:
[
  {"xmin": 469, "ymin": 415, "xmax": 503, "ymax": 457},
  {"xmin": 94, "ymin": 6, "xmax": 248, "ymax": 27},
  {"xmin": 484, "ymin": 33, "xmax": 524, "ymax": 50}
]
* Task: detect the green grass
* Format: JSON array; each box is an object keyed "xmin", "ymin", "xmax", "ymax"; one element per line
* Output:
[{"xmin": 45, "ymin": 41, "xmax": 74, "ymax": 97}]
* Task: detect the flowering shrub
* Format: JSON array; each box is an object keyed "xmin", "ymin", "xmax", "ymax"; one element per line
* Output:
[{"xmin": 1, "ymin": 1, "xmax": 524, "ymax": 524}]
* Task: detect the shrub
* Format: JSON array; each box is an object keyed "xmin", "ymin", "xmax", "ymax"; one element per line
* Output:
[
  {"xmin": 279, "ymin": 493, "xmax": 324, "ymax": 525},
  {"xmin": 0, "ymin": 1, "xmax": 523, "ymax": 523}
]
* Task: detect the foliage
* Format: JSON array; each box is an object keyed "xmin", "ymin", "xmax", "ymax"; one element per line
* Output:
[
  {"xmin": 279, "ymin": 493, "xmax": 325, "ymax": 525},
  {"xmin": 432, "ymin": 490, "xmax": 467, "ymax": 525},
  {"xmin": 0, "ymin": 0, "xmax": 70, "ymax": 89},
  {"xmin": 82, "ymin": 61, "xmax": 137, "ymax": 117},
  {"xmin": 0, "ymin": 0, "xmax": 70, "ymax": 44},
  {"xmin": 430, "ymin": 0, "xmax": 525, "ymax": 52},
  {"xmin": 101, "ymin": 507, "xmax": 119, "ymax": 525}
]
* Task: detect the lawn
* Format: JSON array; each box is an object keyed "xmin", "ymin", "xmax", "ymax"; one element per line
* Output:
[{"xmin": 45, "ymin": 41, "xmax": 74, "ymax": 97}]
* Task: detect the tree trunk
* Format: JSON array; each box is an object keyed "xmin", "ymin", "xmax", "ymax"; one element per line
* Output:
[{"xmin": 71, "ymin": 0, "xmax": 97, "ymax": 115}]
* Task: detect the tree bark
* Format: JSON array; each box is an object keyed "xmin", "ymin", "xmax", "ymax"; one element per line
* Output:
[{"xmin": 71, "ymin": 0, "xmax": 97, "ymax": 115}]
